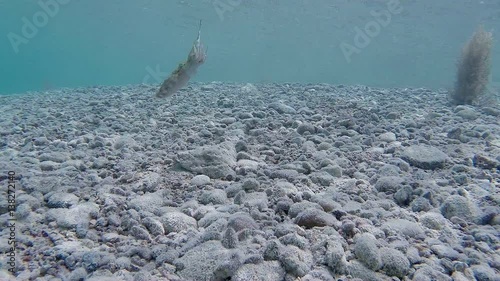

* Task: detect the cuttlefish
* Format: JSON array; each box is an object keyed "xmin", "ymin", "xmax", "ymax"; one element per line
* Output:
[{"xmin": 156, "ymin": 20, "xmax": 207, "ymax": 98}]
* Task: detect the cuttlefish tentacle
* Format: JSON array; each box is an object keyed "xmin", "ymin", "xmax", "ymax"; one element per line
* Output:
[
  {"xmin": 188, "ymin": 20, "xmax": 207, "ymax": 68},
  {"xmin": 156, "ymin": 20, "xmax": 207, "ymax": 98}
]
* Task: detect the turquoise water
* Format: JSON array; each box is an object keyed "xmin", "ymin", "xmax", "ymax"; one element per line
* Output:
[{"xmin": 1, "ymin": 0, "xmax": 499, "ymax": 94}]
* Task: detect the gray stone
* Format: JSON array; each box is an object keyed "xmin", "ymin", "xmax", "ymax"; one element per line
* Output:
[
  {"xmin": 212, "ymin": 253, "xmax": 242, "ymax": 280},
  {"xmin": 239, "ymin": 192, "xmax": 268, "ymax": 210},
  {"xmin": 354, "ymin": 233, "xmax": 381, "ymax": 271},
  {"xmin": 142, "ymin": 217, "xmax": 165, "ymax": 236},
  {"xmin": 197, "ymin": 211, "xmax": 228, "ymax": 228},
  {"xmin": 242, "ymin": 178, "xmax": 260, "ymax": 192},
  {"xmin": 191, "ymin": 175, "xmax": 211, "ymax": 186},
  {"xmin": 402, "ymin": 145, "xmax": 448, "ymax": 170},
  {"xmin": 40, "ymin": 161, "xmax": 59, "ymax": 171},
  {"xmin": 269, "ymin": 102, "xmax": 296, "ymax": 114},
  {"xmin": 394, "ymin": 185, "xmax": 413, "ymax": 206},
  {"xmin": 115, "ymin": 257, "xmax": 131, "ymax": 269},
  {"xmin": 289, "ymin": 201, "xmax": 323, "ymax": 218},
  {"xmin": 46, "ymin": 202, "xmax": 99, "ymax": 229},
  {"xmin": 221, "ymin": 227, "xmax": 237, "ymax": 249},
  {"xmin": 233, "ymin": 261, "xmax": 285, "ymax": 281},
  {"xmin": 228, "ymin": 212, "xmax": 258, "ymax": 232},
  {"xmin": 378, "ymin": 132, "xmax": 396, "ymax": 142},
  {"xmin": 382, "ymin": 219, "xmax": 425, "ymax": 239},
  {"xmin": 39, "ymin": 152, "xmax": 71, "ymax": 163},
  {"xmin": 274, "ymin": 181, "xmax": 298, "ymax": 197},
  {"xmin": 471, "ymin": 264, "xmax": 498, "ymax": 281},
  {"xmin": 309, "ymin": 171, "xmax": 336, "ymax": 186},
  {"xmin": 278, "ymin": 233, "xmax": 308, "ymax": 249},
  {"xmin": 177, "ymin": 142, "xmax": 236, "ymax": 179},
  {"xmin": 430, "ymin": 245, "xmax": 461, "ymax": 260},
  {"xmin": 263, "ymin": 240, "xmax": 282, "ymax": 261},
  {"xmin": 279, "ymin": 245, "xmax": 314, "ymax": 277},
  {"xmin": 82, "ymin": 250, "xmax": 114, "ymax": 272},
  {"xmin": 294, "ymin": 208, "xmax": 337, "ymax": 228},
  {"xmin": 68, "ymin": 267, "xmax": 87, "ymax": 281},
  {"xmin": 456, "ymin": 108, "xmax": 478, "ymax": 120},
  {"xmin": 411, "ymin": 197, "xmax": 432, "ymax": 212},
  {"xmin": 160, "ymin": 212, "xmax": 197, "ymax": 234},
  {"xmin": 321, "ymin": 165, "xmax": 342, "ymax": 177},
  {"xmin": 325, "ymin": 241, "xmax": 346, "ymax": 274},
  {"xmin": 412, "ymin": 265, "xmax": 452, "ymax": 281},
  {"xmin": 269, "ymin": 169, "xmax": 299, "ymax": 181},
  {"xmin": 129, "ymin": 190, "xmax": 166, "ymax": 214},
  {"xmin": 175, "ymin": 241, "xmax": 231, "ymax": 280},
  {"xmin": 346, "ymin": 260, "xmax": 382, "ymax": 281},
  {"xmin": 199, "ymin": 189, "xmax": 227, "ymax": 205},
  {"xmin": 380, "ymin": 247, "xmax": 410, "ymax": 278},
  {"xmin": 440, "ymin": 195, "xmax": 478, "ymax": 222},
  {"xmin": 47, "ymin": 192, "xmax": 79, "ymax": 208},
  {"xmin": 130, "ymin": 225, "xmax": 151, "ymax": 240},
  {"xmin": 374, "ymin": 176, "xmax": 404, "ymax": 193},
  {"xmin": 419, "ymin": 212, "xmax": 447, "ymax": 230},
  {"xmin": 297, "ymin": 123, "xmax": 315, "ymax": 135}
]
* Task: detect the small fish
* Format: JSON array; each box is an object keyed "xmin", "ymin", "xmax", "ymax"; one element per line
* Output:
[{"xmin": 156, "ymin": 20, "xmax": 207, "ymax": 98}]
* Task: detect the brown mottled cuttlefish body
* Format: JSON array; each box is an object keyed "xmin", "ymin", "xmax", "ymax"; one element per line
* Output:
[{"xmin": 156, "ymin": 20, "xmax": 207, "ymax": 98}]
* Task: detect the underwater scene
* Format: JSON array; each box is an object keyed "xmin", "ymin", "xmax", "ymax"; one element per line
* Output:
[{"xmin": 1, "ymin": 0, "xmax": 500, "ymax": 280}]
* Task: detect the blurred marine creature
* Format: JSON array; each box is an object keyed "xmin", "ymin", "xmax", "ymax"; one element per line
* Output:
[{"xmin": 156, "ymin": 20, "xmax": 207, "ymax": 98}]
